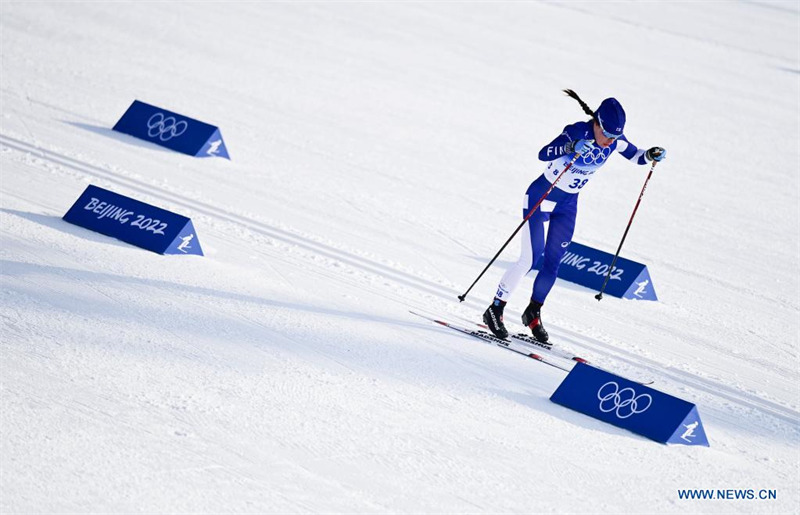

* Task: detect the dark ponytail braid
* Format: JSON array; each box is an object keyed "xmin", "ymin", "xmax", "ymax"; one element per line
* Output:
[{"xmin": 563, "ymin": 89, "xmax": 595, "ymax": 119}]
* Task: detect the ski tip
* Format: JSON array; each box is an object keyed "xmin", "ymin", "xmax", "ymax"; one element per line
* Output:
[
  {"xmin": 573, "ymin": 357, "xmax": 589, "ymax": 364},
  {"xmin": 410, "ymin": 310, "xmax": 445, "ymax": 326}
]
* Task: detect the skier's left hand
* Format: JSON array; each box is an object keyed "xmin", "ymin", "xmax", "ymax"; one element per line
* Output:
[{"xmin": 646, "ymin": 147, "xmax": 667, "ymax": 162}]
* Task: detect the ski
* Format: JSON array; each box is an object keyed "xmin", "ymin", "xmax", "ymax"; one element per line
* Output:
[
  {"xmin": 452, "ymin": 314, "xmax": 588, "ymax": 363},
  {"xmin": 501, "ymin": 325, "xmax": 654, "ymax": 385},
  {"xmin": 507, "ymin": 327, "xmax": 654, "ymax": 384},
  {"xmin": 410, "ymin": 311, "xmax": 573, "ymax": 373},
  {"xmin": 449, "ymin": 313, "xmax": 655, "ymax": 386},
  {"xmin": 493, "ymin": 326, "xmax": 587, "ymax": 363}
]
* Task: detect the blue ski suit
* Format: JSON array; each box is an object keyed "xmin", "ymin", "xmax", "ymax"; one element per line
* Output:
[{"xmin": 494, "ymin": 120, "xmax": 651, "ymax": 305}]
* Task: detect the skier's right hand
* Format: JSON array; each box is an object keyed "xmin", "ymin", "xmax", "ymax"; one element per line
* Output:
[{"xmin": 564, "ymin": 138, "xmax": 596, "ymax": 155}]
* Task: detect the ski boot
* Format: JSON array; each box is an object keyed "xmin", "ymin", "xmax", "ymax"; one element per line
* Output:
[
  {"xmin": 483, "ymin": 298, "xmax": 509, "ymax": 339},
  {"xmin": 521, "ymin": 300, "xmax": 549, "ymax": 344}
]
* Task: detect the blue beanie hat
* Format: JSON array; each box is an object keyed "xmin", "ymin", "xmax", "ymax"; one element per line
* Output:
[{"xmin": 595, "ymin": 98, "xmax": 626, "ymax": 137}]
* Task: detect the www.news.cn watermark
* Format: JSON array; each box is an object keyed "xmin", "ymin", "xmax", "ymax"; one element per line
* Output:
[{"xmin": 678, "ymin": 489, "xmax": 777, "ymax": 500}]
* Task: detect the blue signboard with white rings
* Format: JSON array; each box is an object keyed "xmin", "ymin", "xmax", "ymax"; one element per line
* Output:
[
  {"xmin": 113, "ymin": 100, "xmax": 230, "ymax": 159},
  {"xmin": 550, "ymin": 363, "xmax": 709, "ymax": 446},
  {"xmin": 63, "ymin": 185, "xmax": 203, "ymax": 256},
  {"xmin": 537, "ymin": 241, "xmax": 657, "ymax": 300}
]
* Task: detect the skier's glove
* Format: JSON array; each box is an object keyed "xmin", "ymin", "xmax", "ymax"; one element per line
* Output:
[
  {"xmin": 564, "ymin": 139, "xmax": 596, "ymax": 155},
  {"xmin": 646, "ymin": 147, "xmax": 667, "ymax": 162}
]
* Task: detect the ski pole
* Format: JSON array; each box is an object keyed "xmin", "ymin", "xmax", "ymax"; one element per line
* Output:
[
  {"xmin": 458, "ymin": 152, "xmax": 583, "ymax": 302},
  {"xmin": 595, "ymin": 161, "xmax": 658, "ymax": 301}
]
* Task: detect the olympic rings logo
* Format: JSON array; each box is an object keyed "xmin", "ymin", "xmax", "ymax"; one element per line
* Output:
[
  {"xmin": 597, "ymin": 381, "xmax": 652, "ymax": 419},
  {"xmin": 580, "ymin": 147, "xmax": 611, "ymax": 166},
  {"xmin": 146, "ymin": 113, "xmax": 188, "ymax": 141}
]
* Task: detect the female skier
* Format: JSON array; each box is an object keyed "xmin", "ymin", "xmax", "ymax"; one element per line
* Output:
[{"xmin": 482, "ymin": 89, "xmax": 666, "ymax": 343}]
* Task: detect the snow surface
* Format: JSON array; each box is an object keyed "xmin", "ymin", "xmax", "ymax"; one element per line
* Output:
[{"xmin": 1, "ymin": 1, "xmax": 798, "ymax": 513}]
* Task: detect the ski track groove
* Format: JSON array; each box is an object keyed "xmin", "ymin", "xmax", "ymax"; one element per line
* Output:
[{"xmin": 0, "ymin": 134, "xmax": 454, "ymax": 299}]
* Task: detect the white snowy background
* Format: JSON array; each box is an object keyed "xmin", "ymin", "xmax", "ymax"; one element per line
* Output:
[{"xmin": 1, "ymin": 1, "xmax": 798, "ymax": 513}]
